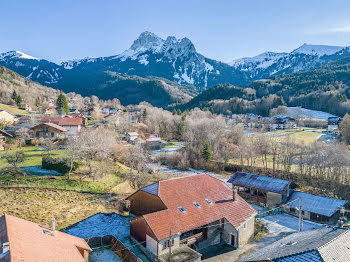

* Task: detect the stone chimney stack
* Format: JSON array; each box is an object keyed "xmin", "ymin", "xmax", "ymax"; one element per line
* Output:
[
  {"xmin": 233, "ymin": 186, "xmax": 238, "ymax": 201},
  {"xmin": 51, "ymin": 218, "xmax": 56, "ymax": 234}
]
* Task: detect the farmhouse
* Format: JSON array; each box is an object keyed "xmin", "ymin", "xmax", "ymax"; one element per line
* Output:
[
  {"xmin": 41, "ymin": 117, "xmax": 82, "ymax": 136},
  {"xmin": 328, "ymin": 116, "xmax": 342, "ymax": 132},
  {"xmin": 65, "ymin": 113, "xmax": 88, "ymax": 127},
  {"xmin": 125, "ymin": 132, "xmax": 139, "ymax": 144},
  {"xmin": 0, "ymin": 214, "xmax": 91, "ymax": 262},
  {"xmin": 20, "ymin": 103, "xmax": 32, "ymax": 112},
  {"xmin": 284, "ymin": 191, "xmax": 348, "ymax": 223},
  {"xmin": 145, "ymin": 135, "xmax": 161, "ymax": 150},
  {"xmin": 0, "ymin": 130, "xmax": 12, "ymax": 143},
  {"xmin": 228, "ymin": 172, "xmax": 293, "ymax": 207},
  {"xmin": 239, "ymin": 227, "xmax": 350, "ymax": 262},
  {"xmin": 31, "ymin": 122, "xmax": 66, "ymax": 138},
  {"xmin": 127, "ymin": 174, "xmax": 257, "ymax": 262},
  {"xmin": 271, "ymin": 116, "xmax": 297, "ymax": 130},
  {"xmin": 0, "ymin": 110, "xmax": 15, "ymax": 126}
]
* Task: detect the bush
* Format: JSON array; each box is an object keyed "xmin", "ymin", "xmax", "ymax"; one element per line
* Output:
[
  {"xmin": 31, "ymin": 138, "xmax": 40, "ymax": 146},
  {"xmin": 42, "ymin": 157, "xmax": 78, "ymax": 174}
]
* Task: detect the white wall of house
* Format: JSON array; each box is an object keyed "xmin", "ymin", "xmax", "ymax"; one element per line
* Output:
[
  {"xmin": 63, "ymin": 125, "xmax": 80, "ymax": 136},
  {"xmin": 328, "ymin": 124, "xmax": 339, "ymax": 132},
  {"xmin": 146, "ymin": 234, "xmax": 158, "ymax": 256}
]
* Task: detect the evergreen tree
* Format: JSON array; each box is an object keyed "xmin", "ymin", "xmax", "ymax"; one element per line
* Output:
[
  {"xmin": 177, "ymin": 109, "xmax": 182, "ymax": 115},
  {"xmin": 15, "ymin": 95, "xmax": 22, "ymax": 106},
  {"xmin": 35, "ymin": 96, "xmax": 41, "ymax": 108},
  {"xmin": 202, "ymin": 141, "xmax": 212, "ymax": 161},
  {"xmin": 172, "ymin": 109, "xmax": 177, "ymax": 115},
  {"xmin": 11, "ymin": 90, "xmax": 17, "ymax": 101},
  {"xmin": 56, "ymin": 91, "xmax": 69, "ymax": 115}
]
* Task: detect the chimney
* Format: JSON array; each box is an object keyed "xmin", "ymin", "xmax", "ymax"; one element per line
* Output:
[
  {"xmin": 51, "ymin": 218, "xmax": 56, "ymax": 234},
  {"xmin": 233, "ymin": 186, "xmax": 238, "ymax": 201}
]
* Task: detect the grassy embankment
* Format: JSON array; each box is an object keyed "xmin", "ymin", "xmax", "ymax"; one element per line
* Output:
[
  {"xmin": 0, "ymin": 103, "xmax": 28, "ymax": 115},
  {"xmin": 0, "ymin": 145, "xmax": 135, "ymax": 228}
]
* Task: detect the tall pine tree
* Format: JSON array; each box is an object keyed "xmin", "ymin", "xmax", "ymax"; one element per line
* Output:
[
  {"xmin": 35, "ymin": 96, "xmax": 41, "ymax": 108},
  {"xmin": 56, "ymin": 91, "xmax": 69, "ymax": 115},
  {"xmin": 202, "ymin": 141, "xmax": 212, "ymax": 161}
]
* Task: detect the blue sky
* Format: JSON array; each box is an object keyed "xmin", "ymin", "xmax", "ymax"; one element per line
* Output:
[{"xmin": 2, "ymin": 0, "xmax": 350, "ymax": 63}]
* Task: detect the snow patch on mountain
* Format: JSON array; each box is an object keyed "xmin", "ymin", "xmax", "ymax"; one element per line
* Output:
[
  {"xmin": 0, "ymin": 51, "xmax": 40, "ymax": 61},
  {"xmin": 291, "ymin": 44, "xmax": 344, "ymax": 56}
]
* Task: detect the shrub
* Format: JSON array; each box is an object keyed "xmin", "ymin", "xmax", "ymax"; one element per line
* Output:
[
  {"xmin": 42, "ymin": 157, "xmax": 78, "ymax": 174},
  {"xmin": 31, "ymin": 138, "xmax": 40, "ymax": 146}
]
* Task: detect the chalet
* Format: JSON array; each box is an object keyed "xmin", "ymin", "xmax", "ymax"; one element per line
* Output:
[
  {"xmin": 228, "ymin": 172, "xmax": 293, "ymax": 207},
  {"xmin": 20, "ymin": 103, "xmax": 32, "ymax": 112},
  {"xmin": 43, "ymin": 107, "xmax": 54, "ymax": 115},
  {"xmin": 328, "ymin": 116, "xmax": 342, "ymax": 132},
  {"xmin": 127, "ymin": 175, "xmax": 257, "ymax": 262},
  {"xmin": 0, "ymin": 110, "xmax": 15, "ymax": 126},
  {"xmin": 65, "ymin": 113, "xmax": 88, "ymax": 127},
  {"xmin": 0, "ymin": 130, "xmax": 12, "ymax": 143},
  {"xmin": 31, "ymin": 122, "xmax": 66, "ymax": 138},
  {"xmin": 125, "ymin": 132, "xmax": 139, "ymax": 144},
  {"xmin": 145, "ymin": 135, "xmax": 162, "ymax": 150},
  {"xmin": 41, "ymin": 117, "xmax": 82, "ymax": 136},
  {"xmin": 0, "ymin": 214, "xmax": 91, "ymax": 262},
  {"xmin": 239, "ymin": 227, "xmax": 350, "ymax": 262},
  {"xmin": 284, "ymin": 191, "xmax": 348, "ymax": 223}
]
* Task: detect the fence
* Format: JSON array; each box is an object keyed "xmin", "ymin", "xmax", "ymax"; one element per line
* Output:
[{"xmin": 86, "ymin": 235, "xmax": 142, "ymax": 262}]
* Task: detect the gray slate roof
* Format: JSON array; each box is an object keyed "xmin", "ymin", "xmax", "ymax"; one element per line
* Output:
[
  {"xmin": 239, "ymin": 227, "xmax": 348, "ymax": 262},
  {"xmin": 287, "ymin": 191, "xmax": 347, "ymax": 217},
  {"xmin": 227, "ymin": 172, "xmax": 291, "ymax": 194},
  {"xmin": 140, "ymin": 182, "xmax": 159, "ymax": 196},
  {"xmin": 275, "ymin": 250, "xmax": 323, "ymax": 262}
]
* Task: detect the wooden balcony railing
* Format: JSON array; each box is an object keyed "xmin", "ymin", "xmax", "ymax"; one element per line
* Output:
[{"xmin": 180, "ymin": 232, "xmax": 203, "ymax": 246}]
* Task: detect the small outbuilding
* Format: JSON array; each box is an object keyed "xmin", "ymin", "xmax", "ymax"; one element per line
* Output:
[
  {"xmin": 284, "ymin": 191, "xmax": 348, "ymax": 223},
  {"xmin": 228, "ymin": 172, "xmax": 293, "ymax": 207}
]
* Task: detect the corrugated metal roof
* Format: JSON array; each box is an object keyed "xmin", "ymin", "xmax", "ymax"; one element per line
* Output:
[
  {"xmin": 239, "ymin": 227, "xmax": 347, "ymax": 262},
  {"xmin": 275, "ymin": 250, "xmax": 323, "ymax": 262},
  {"xmin": 318, "ymin": 229, "xmax": 350, "ymax": 262},
  {"xmin": 287, "ymin": 191, "xmax": 347, "ymax": 217},
  {"xmin": 227, "ymin": 172, "xmax": 291, "ymax": 194},
  {"xmin": 140, "ymin": 182, "xmax": 159, "ymax": 196}
]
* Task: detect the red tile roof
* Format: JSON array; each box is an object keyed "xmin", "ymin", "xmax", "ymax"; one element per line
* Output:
[
  {"xmin": 139, "ymin": 174, "xmax": 257, "ymax": 240},
  {"xmin": 2, "ymin": 214, "xmax": 91, "ymax": 262},
  {"xmin": 41, "ymin": 117, "xmax": 82, "ymax": 126}
]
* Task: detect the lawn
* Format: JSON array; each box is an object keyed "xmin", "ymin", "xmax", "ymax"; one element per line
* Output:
[
  {"xmin": 0, "ymin": 103, "xmax": 28, "ymax": 115},
  {"xmin": 0, "ymin": 187, "xmax": 115, "ymax": 229},
  {"xmin": 0, "ymin": 145, "xmax": 133, "ymax": 193},
  {"xmin": 0, "ymin": 146, "xmax": 67, "ymax": 167}
]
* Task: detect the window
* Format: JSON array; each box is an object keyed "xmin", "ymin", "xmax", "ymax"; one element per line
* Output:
[
  {"xmin": 205, "ymin": 199, "xmax": 212, "ymax": 205},
  {"xmin": 163, "ymin": 239, "xmax": 174, "ymax": 250},
  {"xmin": 221, "ymin": 218, "xmax": 225, "ymax": 228},
  {"xmin": 290, "ymin": 207, "xmax": 296, "ymax": 213},
  {"xmin": 243, "ymin": 223, "xmax": 247, "ymax": 229},
  {"xmin": 194, "ymin": 202, "xmax": 201, "ymax": 208},
  {"xmin": 178, "ymin": 206, "xmax": 186, "ymax": 213},
  {"xmin": 51, "ymin": 132, "xmax": 54, "ymax": 137}
]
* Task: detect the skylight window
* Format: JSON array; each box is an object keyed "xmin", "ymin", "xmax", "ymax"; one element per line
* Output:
[
  {"xmin": 178, "ymin": 206, "xmax": 186, "ymax": 213},
  {"xmin": 194, "ymin": 202, "xmax": 201, "ymax": 208},
  {"xmin": 205, "ymin": 199, "xmax": 213, "ymax": 205}
]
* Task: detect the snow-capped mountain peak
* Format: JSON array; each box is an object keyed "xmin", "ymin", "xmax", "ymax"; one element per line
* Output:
[
  {"xmin": 291, "ymin": 44, "xmax": 344, "ymax": 56},
  {"xmin": 0, "ymin": 50, "xmax": 40, "ymax": 61},
  {"xmin": 130, "ymin": 31, "xmax": 165, "ymax": 52},
  {"xmin": 230, "ymin": 51, "xmax": 287, "ymax": 68}
]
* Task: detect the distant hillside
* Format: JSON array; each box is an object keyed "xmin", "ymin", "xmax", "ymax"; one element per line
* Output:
[
  {"xmin": 0, "ymin": 66, "xmax": 61, "ymax": 108},
  {"xmin": 178, "ymin": 57, "xmax": 350, "ymax": 116},
  {"xmin": 57, "ymin": 70, "xmax": 197, "ymax": 107},
  {"xmin": 174, "ymin": 83, "xmax": 255, "ymax": 110},
  {"xmin": 248, "ymin": 57, "xmax": 350, "ymax": 116}
]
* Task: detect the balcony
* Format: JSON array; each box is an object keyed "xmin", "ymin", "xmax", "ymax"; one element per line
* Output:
[{"xmin": 180, "ymin": 232, "xmax": 203, "ymax": 246}]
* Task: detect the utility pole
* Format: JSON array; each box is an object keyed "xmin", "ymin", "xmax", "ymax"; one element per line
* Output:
[
  {"xmin": 169, "ymin": 228, "xmax": 172, "ymax": 262},
  {"xmin": 298, "ymin": 198, "xmax": 302, "ymax": 232}
]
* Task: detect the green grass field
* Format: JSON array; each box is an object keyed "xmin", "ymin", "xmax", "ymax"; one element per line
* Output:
[{"xmin": 0, "ymin": 103, "xmax": 28, "ymax": 115}]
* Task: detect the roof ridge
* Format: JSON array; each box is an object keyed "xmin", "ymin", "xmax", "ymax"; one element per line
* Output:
[
  {"xmin": 294, "ymin": 190, "xmax": 347, "ymax": 201},
  {"xmin": 317, "ymin": 228, "xmax": 349, "ymax": 251}
]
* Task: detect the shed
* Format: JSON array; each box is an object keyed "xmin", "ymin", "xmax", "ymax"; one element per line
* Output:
[
  {"xmin": 285, "ymin": 191, "xmax": 348, "ymax": 223},
  {"xmin": 228, "ymin": 172, "xmax": 292, "ymax": 206}
]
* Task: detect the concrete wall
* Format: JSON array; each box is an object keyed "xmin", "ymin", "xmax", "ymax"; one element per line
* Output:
[
  {"xmin": 157, "ymin": 234, "xmax": 180, "ymax": 256},
  {"xmin": 146, "ymin": 234, "xmax": 158, "ymax": 256},
  {"xmin": 64, "ymin": 125, "xmax": 80, "ymax": 136},
  {"xmin": 222, "ymin": 218, "xmax": 238, "ymax": 247},
  {"xmin": 266, "ymin": 192, "xmax": 283, "ymax": 207},
  {"xmin": 236, "ymin": 215, "xmax": 255, "ymax": 248},
  {"xmin": 196, "ymin": 220, "xmax": 223, "ymax": 250}
]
